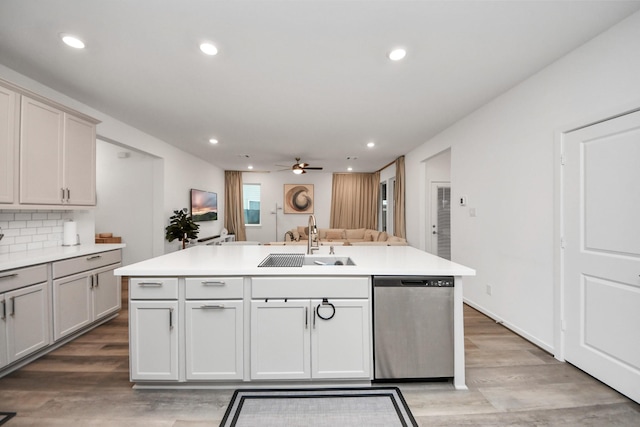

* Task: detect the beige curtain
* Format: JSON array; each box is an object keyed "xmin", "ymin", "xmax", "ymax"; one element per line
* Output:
[
  {"xmin": 393, "ymin": 156, "xmax": 406, "ymax": 238},
  {"xmin": 330, "ymin": 172, "xmax": 380, "ymax": 229},
  {"xmin": 224, "ymin": 171, "xmax": 247, "ymax": 241}
]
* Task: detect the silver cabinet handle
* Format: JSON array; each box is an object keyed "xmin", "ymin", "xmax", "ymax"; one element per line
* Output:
[
  {"xmin": 200, "ymin": 304, "xmax": 225, "ymax": 309},
  {"xmin": 86, "ymin": 255, "xmax": 102, "ymax": 261},
  {"xmin": 305, "ymin": 307, "xmax": 308, "ymax": 329},
  {"xmin": 138, "ymin": 282, "xmax": 163, "ymax": 287},
  {"xmin": 169, "ymin": 308, "xmax": 173, "ymax": 329},
  {"xmin": 95, "ymin": 274, "xmax": 99, "ymax": 288},
  {"xmin": 313, "ymin": 306, "xmax": 317, "ymax": 329},
  {"xmin": 9, "ymin": 296, "xmax": 15, "ymax": 316},
  {"xmin": 202, "ymin": 281, "xmax": 226, "ymax": 286},
  {"xmin": 1, "ymin": 299, "xmax": 5, "ymax": 320},
  {"xmin": 66, "ymin": 188, "xmax": 70, "ymax": 201},
  {"xmin": 61, "ymin": 188, "xmax": 65, "ymax": 202},
  {"xmin": 90, "ymin": 275, "xmax": 94, "ymax": 289},
  {"xmin": 0, "ymin": 273, "xmax": 18, "ymax": 280}
]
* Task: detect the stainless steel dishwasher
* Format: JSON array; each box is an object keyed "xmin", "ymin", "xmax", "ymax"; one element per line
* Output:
[{"xmin": 373, "ymin": 276, "xmax": 454, "ymax": 380}]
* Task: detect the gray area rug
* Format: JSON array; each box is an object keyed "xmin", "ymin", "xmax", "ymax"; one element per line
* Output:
[{"xmin": 219, "ymin": 387, "xmax": 417, "ymax": 427}]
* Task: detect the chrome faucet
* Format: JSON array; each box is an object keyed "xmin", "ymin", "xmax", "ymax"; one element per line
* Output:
[{"xmin": 307, "ymin": 214, "xmax": 319, "ymax": 254}]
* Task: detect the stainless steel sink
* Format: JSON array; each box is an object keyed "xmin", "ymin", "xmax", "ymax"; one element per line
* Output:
[{"xmin": 303, "ymin": 256, "xmax": 356, "ymax": 266}]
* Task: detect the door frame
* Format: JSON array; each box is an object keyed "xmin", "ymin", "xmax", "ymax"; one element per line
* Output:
[
  {"xmin": 554, "ymin": 102, "xmax": 640, "ymax": 362},
  {"xmin": 430, "ymin": 181, "xmax": 451, "ymax": 258}
]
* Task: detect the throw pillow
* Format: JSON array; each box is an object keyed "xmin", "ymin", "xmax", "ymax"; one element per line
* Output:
[
  {"xmin": 326, "ymin": 231, "xmax": 343, "ymax": 240},
  {"xmin": 292, "ymin": 230, "xmax": 300, "ymax": 241},
  {"xmin": 370, "ymin": 230, "xmax": 381, "ymax": 241},
  {"xmin": 377, "ymin": 231, "xmax": 388, "ymax": 241},
  {"xmin": 345, "ymin": 228, "xmax": 366, "ymax": 239}
]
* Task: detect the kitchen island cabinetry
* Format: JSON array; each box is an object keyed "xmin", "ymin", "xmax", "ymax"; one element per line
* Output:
[
  {"xmin": 52, "ymin": 250, "xmax": 122, "ymax": 341},
  {"xmin": 129, "ymin": 278, "xmax": 178, "ymax": 381},
  {"xmin": 250, "ymin": 276, "xmax": 370, "ymax": 381},
  {"xmin": 0, "ymin": 264, "xmax": 50, "ymax": 369},
  {"xmin": 185, "ymin": 277, "xmax": 244, "ymax": 381},
  {"xmin": 116, "ymin": 245, "xmax": 475, "ymax": 389}
]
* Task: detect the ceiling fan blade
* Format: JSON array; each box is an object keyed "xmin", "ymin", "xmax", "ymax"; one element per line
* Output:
[{"xmin": 303, "ymin": 166, "xmax": 323, "ymax": 170}]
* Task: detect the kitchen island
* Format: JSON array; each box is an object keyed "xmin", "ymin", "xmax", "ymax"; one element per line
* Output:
[{"xmin": 115, "ymin": 244, "xmax": 475, "ymax": 389}]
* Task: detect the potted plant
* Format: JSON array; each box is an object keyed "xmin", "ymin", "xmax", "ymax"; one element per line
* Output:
[{"xmin": 165, "ymin": 208, "xmax": 200, "ymax": 249}]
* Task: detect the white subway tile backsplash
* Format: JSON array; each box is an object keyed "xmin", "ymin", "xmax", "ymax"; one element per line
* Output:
[
  {"xmin": 14, "ymin": 213, "xmax": 32, "ymax": 221},
  {"xmin": 0, "ymin": 209, "xmax": 74, "ymax": 253}
]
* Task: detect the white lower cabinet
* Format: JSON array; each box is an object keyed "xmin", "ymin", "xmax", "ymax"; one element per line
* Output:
[
  {"xmin": 250, "ymin": 298, "xmax": 371, "ymax": 380},
  {"xmin": 53, "ymin": 263, "xmax": 121, "ymax": 341},
  {"xmin": 0, "ymin": 283, "xmax": 50, "ymax": 368},
  {"xmin": 185, "ymin": 300, "xmax": 243, "ymax": 380},
  {"xmin": 130, "ymin": 300, "xmax": 179, "ymax": 381}
]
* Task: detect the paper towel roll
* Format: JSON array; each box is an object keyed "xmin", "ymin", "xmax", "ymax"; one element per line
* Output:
[{"xmin": 63, "ymin": 221, "xmax": 78, "ymax": 246}]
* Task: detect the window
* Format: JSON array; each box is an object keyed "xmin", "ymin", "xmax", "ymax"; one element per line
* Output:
[{"xmin": 243, "ymin": 183, "xmax": 261, "ymax": 225}]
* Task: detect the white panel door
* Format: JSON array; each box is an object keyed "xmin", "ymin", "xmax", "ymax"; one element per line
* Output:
[
  {"xmin": 130, "ymin": 301, "xmax": 178, "ymax": 381},
  {"xmin": 250, "ymin": 300, "xmax": 310, "ymax": 380},
  {"xmin": 563, "ymin": 110, "xmax": 640, "ymax": 403},
  {"xmin": 311, "ymin": 299, "xmax": 371, "ymax": 379},
  {"xmin": 185, "ymin": 300, "xmax": 243, "ymax": 380}
]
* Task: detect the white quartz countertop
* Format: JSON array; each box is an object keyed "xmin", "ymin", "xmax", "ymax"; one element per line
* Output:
[
  {"xmin": 0, "ymin": 244, "xmax": 126, "ymax": 272},
  {"xmin": 115, "ymin": 245, "xmax": 475, "ymax": 277}
]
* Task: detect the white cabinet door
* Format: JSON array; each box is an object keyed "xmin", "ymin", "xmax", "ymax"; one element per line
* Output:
[
  {"xmin": 185, "ymin": 300, "xmax": 243, "ymax": 380},
  {"xmin": 311, "ymin": 299, "xmax": 371, "ymax": 379},
  {"xmin": 0, "ymin": 86, "xmax": 18, "ymax": 204},
  {"xmin": 19, "ymin": 96, "xmax": 64, "ymax": 204},
  {"xmin": 92, "ymin": 266, "xmax": 121, "ymax": 320},
  {"xmin": 53, "ymin": 272, "xmax": 92, "ymax": 340},
  {"xmin": 0, "ymin": 295, "xmax": 8, "ymax": 368},
  {"xmin": 63, "ymin": 114, "xmax": 96, "ymax": 205},
  {"xmin": 130, "ymin": 301, "xmax": 178, "ymax": 381},
  {"xmin": 6, "ymin": 283, "xmax": 50, "ymax": 363},
  {"xmin": 251, "ymin": 300, "xmax": 310, "ymax": 380}
]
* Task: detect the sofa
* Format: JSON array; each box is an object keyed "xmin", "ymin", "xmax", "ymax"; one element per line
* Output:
[{"xmin": 283, "ymin": 226, "xmax": 407, "ymax": 246}]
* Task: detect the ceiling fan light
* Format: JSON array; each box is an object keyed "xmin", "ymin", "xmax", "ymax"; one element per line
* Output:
[{"xmin": 292, "ymin": 168, "xmax": 303, "ymax": 175}]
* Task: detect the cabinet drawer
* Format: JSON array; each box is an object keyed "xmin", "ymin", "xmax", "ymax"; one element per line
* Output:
[
  {"xmin": 251, "ymin": 276, "xmax": 370, "ymax": 299},
  {"xmin": 130, "ymin": 278, "xmax": 178, "ymax": 300},
  {"xmin": 53, "ymin": 250, "xmax": 122, "ymax": 279},
  {"xmin": 0, "ymin": 264, "xmax": 48, "ymax": 293},
  {"xmin": 185, "ymin": 277, "xmax": 243, "ymax": 299}
]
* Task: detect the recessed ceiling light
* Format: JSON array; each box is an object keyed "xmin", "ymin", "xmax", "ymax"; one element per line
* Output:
[
  {"xmin": 347, "ymin": 167, "xmax": 353, "ymax": 171},
  {"xmin": 61, "ymin": 34, "xmax": 85, "ymax": 49},
  {"xmin": 367, "ymin": 142, "xmax": 375, "ymax": 148},
  {"xmin": 209, "ymin": 138, "xmax": 218, "ymax": 144},
  {"xmin": 248, "ymin": 165, "xmax": 253, "ymax": 170},
  {"xmin": 388, "ymin": 48, "xmax": 406, "ymax": 61},
  {"xmin": 200, "ymin": 43, "xmax": 218, "ymax": 56}
]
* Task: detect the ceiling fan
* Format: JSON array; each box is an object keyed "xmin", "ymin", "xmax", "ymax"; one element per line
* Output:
[{"xmin": 277, "ymin": 157, "xmax": 324, "ymax": 174}]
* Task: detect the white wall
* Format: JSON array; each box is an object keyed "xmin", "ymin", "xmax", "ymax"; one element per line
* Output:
[
  {"xmin": 405, "ymin": 11, "xmax": 640, "ymax": 353},
  {"xmin": 0, "ymin": 64, "xmax": 225, "ymax": 257},
  {"xmin": 242, "ymin": 172, "xmax": 333, "ymax": 243},
  {"xmin": 95, "ymin": 140, "xmax": 156, "ymax": 265}
]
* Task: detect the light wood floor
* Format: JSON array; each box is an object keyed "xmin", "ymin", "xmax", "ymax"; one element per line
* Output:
[{"xmin": 0, "ymin": 283, "xmax": 638, "ymax": 426}]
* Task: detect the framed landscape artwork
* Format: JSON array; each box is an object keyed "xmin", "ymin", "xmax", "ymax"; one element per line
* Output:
[{"xmin": 284, "ymin": 184, "xmax": 314, "ymax": 214}]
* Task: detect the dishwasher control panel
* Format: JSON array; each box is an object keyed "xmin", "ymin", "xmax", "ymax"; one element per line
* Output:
[{"xmin": 373, "ymin": 276, "xmax": 454, "ymax": 287}]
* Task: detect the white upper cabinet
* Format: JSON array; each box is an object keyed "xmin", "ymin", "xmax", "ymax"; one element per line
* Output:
[
  {"xmin": 0, "ymin": 86, "xmax": 18, "ymax": 204},
  {"xmin": 19, "ymin": 96, "xmax": 65, "ymax": 205},
  {"xmin": 20, "ymin": 95, "xmax": 96, "ymax": 206}
]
